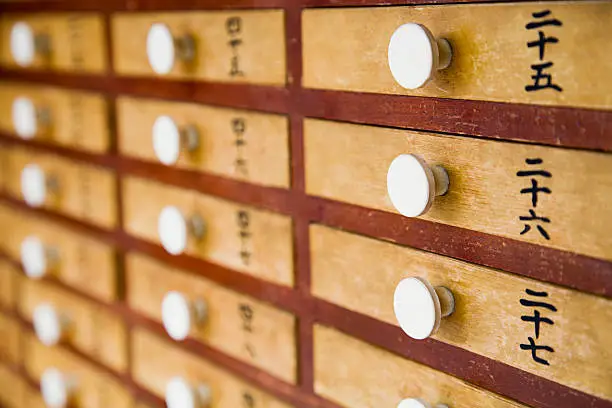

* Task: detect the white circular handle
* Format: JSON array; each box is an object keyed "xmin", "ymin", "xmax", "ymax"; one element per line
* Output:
[
  {"xmin": 12, "ymin": 96, "xmax": 38, "ymax": 139},
  {"xmin": 165, "ymin": 377, "xmax": 211, "ymax": 408},
  {"xmin": 158, "ymin": 206, "xmax": 189, "ymax": 255},
  {"xmin": 10, "ymin": 22, "xmax": 36, "ymax": 67},
  {"xmin": 21, "ymin": 235, "xmax": 48, "ymax": 279},
  {"xmin": 147, "ymin": 23, "xmax": 176, "ymax": 75},
  {"xmin": 152, "ymin": 115, "xmax": 181, "ymax": 165},
  {"xmin": 162, "ymin": 291, "xmax": 193, "ymax": 341},
  {"xmin": 21, "ymin": 163, "xmax": 47, "ymax": 207},
  {"xmin": 33, "ymin": 303, "xmax": 65, "ymax": 346},
  {"xmin": 40, "ymin": 368, "xmax": 74, "ymax": 408},
  {"xmin": 388, "ymin": 23, "xmax": 451, "ymax": 90},
  {"xmin": 398, "ymin": 399, "xmax": 430, "ymax": 408},
  {"xmin": 394, "ymin": 277, "xmax": 442, "ymax": 340}
]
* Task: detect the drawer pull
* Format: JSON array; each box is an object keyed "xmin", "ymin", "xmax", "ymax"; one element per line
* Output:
[
  {"xmin": 152, "ymin": 115, "xmax": 200, "ymax": 166},
  {"xmin": 158, "ymin": 206, "xmax": 206, "ymax": 255},
  {"xmin": 398, "ymin": 398, "xmax": 448, "ymax": 408},
  {"xmin": 393, "ymin": 277, "xmax": 455, "ymax": 340},
  {"xmin": 166, "ymin": 376, "xmax": 212, "ymax": 408},
  {"xmin": 40, "ymin": 367, "xmax": 76, "ymax": 408},
  {"xmin": 20, "ymin": 163, "xmax": 59, "ymax": 208},
  {"xmin": 162, "ymin": 291, "xmax": 208, "ymax": 341},
  {"xmin": 387, "ymin": 154, "xmax": 449, "ymax": 217},
  {"xmin": 147, "ymin": 23, "xmax": 195, "ymax": 75},
  {"xmin": 388, "ymin": 23, "xmax": 452, "ymax": 90},
  {"xmin": 10, "ymin": 22, "xmax": 51, "ymax": 67},
  {"xmin": 20, "ymin": 235, "xmax": 58, "ymax": 279},
  {"xmin": 33, "ymin": 303, "xmax": 70, "ymax": 347},
  {"xmin": 12, "ymin": 96, "xmax": 51, "ymax": 140}
]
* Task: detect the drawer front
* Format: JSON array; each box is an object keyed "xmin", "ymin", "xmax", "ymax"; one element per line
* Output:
[
  {"xmin": 311, "ymin": 225, "xmax": 612, "ymax": 400},
  {"xmin": 0, "ymin": 365, "xmax": 26, "ymax": 408},
  {"xmin": 305, "ymin": 119, "xmax": 612, "ymax": 261},
  {"xmin": 303, "ymin": 3, "xmax": 612, "ymax": 109},
  {"xmin": 123, "ymin": 177, "xmax": 294, "ymax": 286},
  {"xmin": 0, "ymin": 144, "xmax": 7, "ymax": 190},
  {"xmin": 0, "ymin": 314, "xmax": 21, "ymax": 365},
  {"xmin": 112, "ymin": 11, "xmax": 286, "ymax": 85},
  {"xmin": 0, "ymin": 83, "xmax": 110, "ymax": 152},
  {"xmin": 19, "ymin": 279, "xmax": 127, "ymax": 372},
  {"xmin": 0, "ymin": 14, "xmax": 107, "ymax": 73},
  {"xmin": 5, "ymin": 146, "xmax": 118, "ymax": 228},
  {"xmin": 117, "ymin": 97, "xmax": 290, "ymax": 188},
  {"xmin": 132, "ymin": 328, "xmax": 292, "ymax": 408},
  {"xmin": 127, "ymin": 253, "xmax": 296, "ymax": 383},
  {"xmin": 0, "ymin": 204, "xmax": 118, "ymax": 302},
  {"xmin": 0, "ymin": 260, "xmax": 19, "ymax": 309},
  {"xmin": 314, "ymin": 325, "xmax": 525, "ymax": 408},
  {"xmin": 24, "ymin": 334, "xmax": 133, "ymax": 408}
]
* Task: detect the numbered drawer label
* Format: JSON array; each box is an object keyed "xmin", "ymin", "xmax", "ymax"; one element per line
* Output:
[
  {"xmin": 0, "ymin": 14, "xmax": 107, "ymax": 72},
  {"xmin": 117, "ymin": 96, "xmax": 289, "ymax": 188},
  {"xmin": 127, "ymin": 253, "xmax": 296, "ymax": 383},
  {"xmin": 0, "ymin": 314, "xmax": 22, "ymax": 365},
  {"xmin": 133, "ymin": 328, "xmax": 292, "ymax": 408},
  {"xmin": 122, "ymin": 177, "xmax": 293, "ymax": 286},
  {"xmin": 0, "ymin": 83, "xmax": 110, "ymax": 152},
  {"xmin": 5, "ymin": 146, "xmax": 118, "ymax": 228},
  {"xmin": 112, "ymin": 11, "xmax": 286, "ymax": 85},
  {"xmin": 304, "ymin": 2, "xmax": 612, "ymax": 109},
  {"xmin": 311, "ymin": 225, "xmax": 612, "ymax": 400},
  {"xmin": 305, "ymin": 119, "xmax": 612, "ymax": 261},
  {"xmin": 0, "ymin": 365, "xmax": 26, "ymax": 408},
  {"xmin": 19, "ymin": 279, "xmax": 127, "ymax": 372}
]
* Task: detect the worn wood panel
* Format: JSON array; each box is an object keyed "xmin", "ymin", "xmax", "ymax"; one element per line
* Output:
[
  {"xmin": 0, "ymin": 364, "xmax": 26, "ymax": 408},
  {"xmin": 24, "ymin": 334, "xmax": 133, "ymax": 408},
  {"xmin": 0, "ymin": 82, "xmax": 110, "ymax": 152},
  {"xmin": 18, "ymin": 278, "xmax": 127, "ymax": 372},
  {"xmin": 117, "ymin": 96, "xmax": 289, "ymax": 188},
  {"xmin": 132, "ymin": 327, "xmax": 293, "ymax": 408},
  {"xmin": 314, "ymin": 325, "xmax": 526, "ymax": 408},
  {"xmin": 0, "ymin": 314, "xmax": 21, "ymax": 365},
  {"xmin": 4, "ymin": 145, "xmax": 118, "ymax": 228},
  {"xmin": 0, "ymin": 203, "xmax": 118, "ymax": 302},
  {"xmin": 123, "ymin": 176, "xmax": 293, "ymax": 286},
  {"xmin": 0, "ymin": 14, "xmax": 107, "ymax": 73},
  {"xmin": 127, "ymin": 253, "xmax": 296, "ymax": 383},
  {"xmin": 0, "ymin": 260, "xmax": 19, "ymax": 309},
  {"xmin": 303, "ymin": 2, "xmax": 612, "ymax": 109},
  {"xmin": 112, "ymin": 11, "xmax": 286, "ymax": 85},
  {"xmin": 311, "ymin": 225, "xmax": 612, "ymax": 401},
  {"xmin": 305, "ymin": 119, "xmax": 612, "ymax": 261}
]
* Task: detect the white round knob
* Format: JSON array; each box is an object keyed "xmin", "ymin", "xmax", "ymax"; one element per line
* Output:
[
  {"xmin": 10, "ymin": 22, "xmax": 36, "ymax": 67},
  {"xmin": 165, "ymin": 377, "xmax": 211, "ymax": 408},
  {"xmin": 158, "ymin": 206, "xmax": 188, "ymax": 255},
  {"xmin": 393, "ymin": 277, "xmax": 454, "ymax": 340},
  {"xmin": 152, "ymin": 115, "xmax": 181, "ymax": 165},
  {"xmin": 388, "ymin": 23, "xmax": 452, "ymax": 90},
  {"xmin": 12, "ymin": 97, "xmax": 38, "ymax": 139},
  {"xmin": 40, "ymin": 368, "xmax": 74, "ymax": 408},
  {"xmin": 398, "ymin": 399, "xmax": 448, "ymax": 408},
  {"xmin": 147, "ymin": 23, "xmax": 176, "ymax": 75},
  {"xmin": 161, "ymin": 291, "xmax": 207, "ymax": 341},
  {"xmin": 387, "ymin": 154, "xmax": 449, "ymax": 217},
  {"xmin": 21, "ymin": 163, "xmax": 48, "ymax": 207},
  {"xmin": 33, "ymin": 303, "xmax": 66, "ymax": 346},
  {"xmin": 21, "ymin": 236, "xmax": 49, "ymax": 279}
]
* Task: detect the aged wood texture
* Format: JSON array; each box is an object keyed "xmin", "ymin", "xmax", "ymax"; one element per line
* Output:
[
  {"xmin": 0, "ymin": 314, "xmax": 22, "ymax": 366},
  {"xmin": 0, "ymin": 364, "xmax": 26, "ymax": 408},
  {"xmin": 0, "ymin": 260, "xmax": 20, "ymax": 309}
]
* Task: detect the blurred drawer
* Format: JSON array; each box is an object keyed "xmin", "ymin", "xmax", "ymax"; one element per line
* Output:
[
  {"xmin": 0, "ymin": 314, "xmax": 22, "ymax": 365},
  {"xmin": 0, "ymin": 260, "xmax": 20, "ymax": 309},
  {"xmin": 314, "ymin": 325, "xmax": 526, "ymax": 408},
  {"xmin": 0, "ymin": 204, "xmax": 118, "ymax": 302},
  {"xmin": 0, "ymin": 364, "xmax": 26, "ymax": 408},
  {"xmin": 311, "ymin": 225, "xmax": 612, "ymax": 401},
  {"xmin": 117, "ymin": 96, "xmax": 289, "ymax": 188},
  {"xmin": 0, "ymin": 144, "xmax": 6, "ymax": 190},
  {"xmin": 123, "ymin": 177, "xmax": 293, "ymax": 286},
  {"xmin": 5, "ymin": 146, "xmax": 117, "ymax": 228},
  {"xmin": 305, "ymin": 119, "xmax": 612, "ymax": 261},
  {"xmin": 132, "ymin": 327, "xmax": 292, "ymax": 408},
  {"xmin": 18, "ymin": 278, "xmax": 127, "ymax": 372},
  {"xmin": 24, "ymin": 334, "xmax": 133, "ymax": 408},
  {"xmin": 0, "ymin": 83, "xmax": 110, "ymax": 152},
  {"xmin": 112, "ymin": 11, "xmax": 286, "ymax": 85},
  {"xmin": 303, "ymin": 3, "xmax": 612, "ymax": 109},
  {"xmin": 0, "ymin": 14, "xmax": 107, "ymax": 73},
  {"xmin": 127, "ymin": 253, "xmax": 296, "ymax": 383}
]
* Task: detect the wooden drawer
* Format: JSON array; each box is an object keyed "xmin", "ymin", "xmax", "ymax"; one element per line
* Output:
[
  {"xmin": 111, "ymin": 11, "xmax": 286, "ymax": 85},
  {"xmin": 0, "ymin": 204, "xmax": 118, "ymax": 302},
  {"xmin": 0, "ymin": 364, "xmax": 26, "ymax": 408},
  {"xmin": 5, "ymin": 146, "xmax": 118, "ymax": 228},
  {"xmin": 0, "ymin": 14, "xmax": 107, "ymax": 73},
  {"xmin": 132, "ymin": 327, "xmax": 293, "ymax": 408},
  {"xmin": 123, "ymin": 177, "xmax": 293, "ymax": 286},
  {"xmin": 305, "ymin": 119, "xmax": 612, "ymax": 261},
  {"xmin": 311, "ymin": 225, "xmax": 612, "ymax": 401},
  {"xmin": 0, "ymin": 83, "xmax": 110, "ymax": 152},
  {"xmin": 0, "ymin": 314, "xmax": 21, "ymax": 365},
  {"xmin": 0, "ymin": 260, "xmax": 20, "ymax": 309},
  {"xmin": 18, "ymin": 278, "xmax": 128, "ymax": 372},
  {"xmin": 314, "ymin": 325, "xmax": 525, "ymax": 408},
  {"xmin": 303, "ymin": 2, "xmax": 612, "ymax": 109},
  {"xmin": 24, "ymin": 334, "xmax": 134, "ymax": 408},
  {"xmin": 127, "ymin": 253, "xmax": 296, "ymax": 383},
  {"xmin": 117, "ymin": 96, "xmax": 290, "ymax": 188},
  {"xmin": 0, "ymin": 144, "xmax": 7, "ymax": 190}
]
